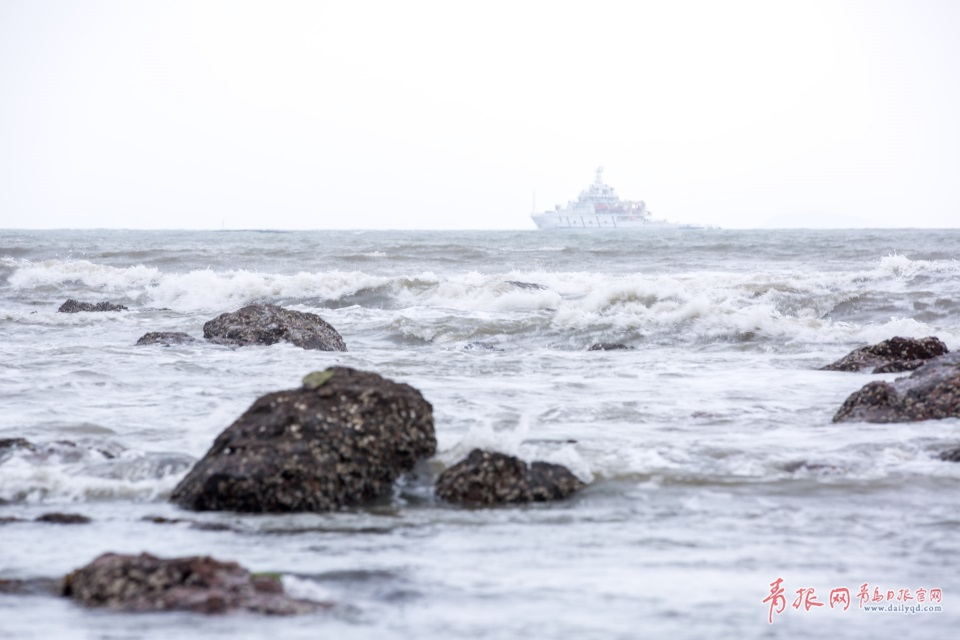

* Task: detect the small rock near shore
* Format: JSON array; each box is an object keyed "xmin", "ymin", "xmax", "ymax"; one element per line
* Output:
[
  {"xmin": 58, "ymin": 299, "xmax": 128, "ymax": 313},
  {"xmin": 35, "ymin": 512, "xmax": 92, "ymax": 525},
  {"xmin": 436, "ymin": 449, "xmax": 585, "ymax": 506},
  {"xmin": 588, "ymin": 343, "xmax": 633, "ymax": 351},
  {"xmin": 136, "ymin": 332, "xmax": 197, "ymax": 346},
  {"xmin": 62, "ymin": 552, "xmax": 326, "ymax": 614}
]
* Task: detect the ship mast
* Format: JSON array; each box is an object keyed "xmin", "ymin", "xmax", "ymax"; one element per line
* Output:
[{"xmin": 595, "ymin": 166, "xmax": 604, "ymax": 186}]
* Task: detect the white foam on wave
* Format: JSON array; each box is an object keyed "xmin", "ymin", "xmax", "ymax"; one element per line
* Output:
[
  {"xmin": 552, "ymin": 418, "xmax": 960, "ymax": 486},
  {"xmin": 147, "ymin": 269, "xmax": 392, "ymax": 312},
  {"xmin": 8, "ymin": 259, "xmax": 161, "ymax": 292},
  {"xmin": 874, "ymin": 252, "xmax": 960, "ymax": 279},
  {"xmin": 8, "ymin": 254, "xmax": 960, "ymax": 346},
  {"xmin": 428, "ymin": 279, "xmax": 563, "ymax": 314},
  {"xmin": 393, "ymin": 264, "xmax": 960, "ymax": 347},
  {"xmin": 7, "ymin": 258, "xmax": 396, "ymax": 312},
  {"xmin": 0, "ymin": 457, "xmax": 182, "ymax": 504},
  {"xmin": 281, "ymin": 575, "xmax": 337, "ymax": 602},
  {"xmin": 0, "ymin": 444, "xmax": 191, "ymax": 504},
  {"xmin": 438, "ymin": 413, "xmax": 595, "ymax": 482}
]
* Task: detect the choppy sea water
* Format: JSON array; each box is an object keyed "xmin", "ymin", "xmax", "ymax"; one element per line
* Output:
[{"xmin": 1, "ymin": 228, "xmax": 958, "ymax": 639}]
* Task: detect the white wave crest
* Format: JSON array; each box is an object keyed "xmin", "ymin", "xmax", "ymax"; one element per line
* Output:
[{"xmin": 8, "ymin": 259, "xmax": 161, "ymax": 291}]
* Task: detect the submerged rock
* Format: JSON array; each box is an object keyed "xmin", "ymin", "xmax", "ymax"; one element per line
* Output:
[
  {"xmin": 435, "ymin": 449, "xmax": 584, "ymax": 506},
  {"xmin": 171, "ymin": 366, "xmax": 435, "ymax": 512},
  {"xmin": 203, "ymin": 303, "xmax": 346, "ymax": 351},
  {"xmin": 821, "ymin": 336, "xmax": 948, "ymax": 373},
  {"xmin": 35, "ymin": 512, "xmax": 92, "ymax": 525},
  {"xmin": 0, "ymin": 577, "xmax": 60, "ymax": 596},
  {"xmin": 62, "ymin": 552, "xmax": 326, "ymax": 614},
  {"xmin": 142, "ymin": 515, "xmax": 234, "ymax": 531},
  {"xmin": 505, "ymin": 281, "xmax": 548, "ymax": 291},
  {"xmin": 940, "ymin": 448, "xmax": 960, "ymax": 462},
  {"xmin": 588, "ymin": 343, "xmax": 633, "ymax": 351},
  {"xmin": 0, "ymin": 437, "xmax": 34, "ymax": 452},
  {"xmin": 463, "ymin": 342, "xmax": 502, "ymax": 352},
  {"xmin": 58, "ymin": 299, "xmax": 128, "ymax": 313},
  {"xmin": 833, "ymin": 352, "xmax": 960, "ymax": 423},
  {"xmin": 136, "ymin": 332, "xmax": 197, "ymax": 346}
]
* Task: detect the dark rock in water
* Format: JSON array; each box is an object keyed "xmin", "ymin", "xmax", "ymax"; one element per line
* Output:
[
  {"xmin": 0, "ymin": 438, "xmax": 35, "ymax": 466},
  {"xmin": 939, "ymin": 448, "xmax": 960, "ymax": 462},
  {"xmin": 62, "ymin": 552, "xmax": 327, "ymax": 614},
  {"xmin": 0, "ymin": 437, "xmax": 34, "ymax": 452},
  {"xmin": 505, "ymin": 280, "xmax": 548, "ymax": 291},
  {"xmin": 820, "ymin": 336, "xmax": 948, "ymax": 373},
  {"xmin": 0, "ymin": 516, "xmax": 26, "ymax": 524},
  {"xmin": 833, "ymin": 352, "xmax": 960, "ymax": 423},
  {"xmin": 171, "ymin": 366, "xmax": 435, "ymax": 512},
  {"xmin": 435, "ymin": 449, "xmax": 584, "ymax": 506},
  {"xmin": 136, "ymin": 332, "xmax": 197, "ymax": 346},
  {"xmin": 588, "ymin": 343, "xmax": 633, "ymax": 351},
  {"xmin": 203, "ymin": 303, "xmax": 346, "ymax": 351},
  {"xmin": 58, "ymin": 299, "xmax": 128, "ymax": 313},
  {"xmin": 35, "ymin": 512, "xmax": 92, "ymax": 525}
]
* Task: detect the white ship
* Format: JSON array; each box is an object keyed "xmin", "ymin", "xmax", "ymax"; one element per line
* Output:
[{"xmin": 531, "ymin": 167, "xmax": 675, "ymax": 230}]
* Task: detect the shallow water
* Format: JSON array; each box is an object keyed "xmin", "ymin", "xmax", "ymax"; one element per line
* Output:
[{"xmin": 1, "ymin": 228, "xmax": 958, "ymax": 638}]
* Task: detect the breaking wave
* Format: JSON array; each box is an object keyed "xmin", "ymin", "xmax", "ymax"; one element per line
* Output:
[{"xmin": 4, "ymin": 253, "xmax": 960, "ymax": 348}]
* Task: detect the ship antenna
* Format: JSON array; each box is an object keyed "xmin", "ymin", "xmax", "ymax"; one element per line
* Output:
[{"xmin": 595, "ymin": 166, "xmax": 604, "ymax": 185}]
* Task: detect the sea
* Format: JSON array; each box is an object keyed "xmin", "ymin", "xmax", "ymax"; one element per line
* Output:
[{"xmin": 1, "ymin": 228, "xmax": 958, "ymax": 639}]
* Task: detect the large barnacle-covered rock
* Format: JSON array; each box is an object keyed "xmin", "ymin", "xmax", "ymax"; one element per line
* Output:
[{"xmin": 171, "ymin": 367, "xmax": 435, "ymax": 512}]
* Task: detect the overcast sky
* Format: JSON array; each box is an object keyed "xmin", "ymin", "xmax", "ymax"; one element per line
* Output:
[{"xmin": 1, "ymin": 0, "xmax": 958, "ymax": 230}]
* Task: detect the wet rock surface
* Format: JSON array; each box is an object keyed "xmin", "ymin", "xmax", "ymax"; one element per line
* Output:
[
  {"xmin": 436, "ymin": 449, "xmax": 585, "ymax": 506},
  {"xmin": 136, "ymin": 332, "xmax": 197, "ymax": 346},
  {"xmin": 171, "ymin": 367, "xmax": 435, "ymax": 512},
  {"xmin": 203, "ymin": 303, "xmax": 346, "ymax": 351},
  {"xmin": 833, "ymin": 352, "xmax": 960, "ymax": 423},
  {"xmin": 821, "ymin": 336, "xmax": 948, "ymax": 373},
  {"xmin": 58, "ymin": 299, "xmax": 128, "ymax": 313},
  {"xmin": 62, "ymin": 552, "xmax": 326, "ymax": 614}
]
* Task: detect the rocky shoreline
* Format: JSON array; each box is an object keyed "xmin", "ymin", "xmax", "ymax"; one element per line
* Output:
[{"xmin": 3, "ymin": 303, "xmax": 958, "ymax": 616}]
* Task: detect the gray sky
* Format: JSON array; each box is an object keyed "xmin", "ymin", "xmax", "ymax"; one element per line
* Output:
[{"xmin": 2, "ymin": 0, "xmax": 958, "ymax": 230}]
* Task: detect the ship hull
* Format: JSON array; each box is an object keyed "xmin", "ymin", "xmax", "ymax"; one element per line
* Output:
[{"xmin": 531, "ymin": 212, "xmax": 676, "ymax": 230}]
